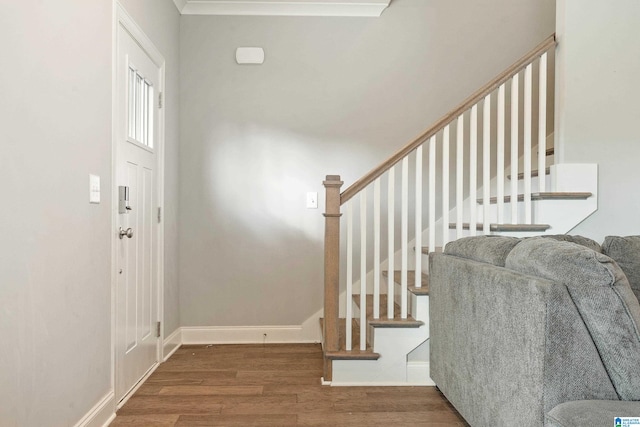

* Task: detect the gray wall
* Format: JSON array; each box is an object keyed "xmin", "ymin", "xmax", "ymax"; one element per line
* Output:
[
  {"xmin": 556, "ymin": 0, "xmax": 640, "ymax": 240},
  {"xmin": 179, "ymin": 0, "xmax": 555, "ymax": 326},
  {"xmin": 119, "ymin": 0, "xmax": 182, "ymax": 340},
  {"xmin": 0, "ymin": 1, "xmax": 112, "ymax": 425},
  {"xmin": 0, "ymin": 0, "xmax": 179, "ymax": 425}
]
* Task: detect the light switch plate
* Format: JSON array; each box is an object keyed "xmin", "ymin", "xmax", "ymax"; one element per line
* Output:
[
  {"xmin": 306, "ymin": 192, "xmax": 318, "ymax": 209},
  {"xmin": 89, "ymin": 174, "xmax": 100, "ymax": 204}
]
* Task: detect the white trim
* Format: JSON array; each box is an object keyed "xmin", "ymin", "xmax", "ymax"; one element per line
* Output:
[
  {"xmin": 176, "ymin": 0, "xmax": 390, "ymax": 17},
  {"xmin": 163, "ymin": 327, "xmax": 182, "ymax": 361},
  {"xmin": 112, "ymin": 0, "xmax": 167, "ymax": 404},
  {"xmin": 173, "ymin": 0, "xmax": 188, "ymax": 13},
  {"xmin": 73, "ymin": 391, "xmax": 116, "ymax": 427},
  {"xmin": 330, "ymin": 381, "xmax": 433, "ymax": 387},
  {"xmin": 181, "ymin": 325, "xmax": 321, "ymax": 344}
]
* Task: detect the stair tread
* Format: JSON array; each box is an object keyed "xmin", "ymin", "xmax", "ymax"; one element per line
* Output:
[
  {"xmin": 448, "ymin": 223, "xmax": 551, "ymax": 232},
  {"xmin": 382, "ymin": 270, "xmax": 430, "ymax": 292},
  {"xmin": 546, "ymin": 147, "xmax": 554, "ymax": 156},
  {"xmin": 477, "ymin": 191, "xmax": 592, "ymax": 205},
  {"xmin": 508, "ymin": 167, "xmax": 551, "ymax": 180},
  {"xmin": 320, "ymin": 318, "xmax": 380, "ymax": 360},
  {"xmin": 352, "ymin": 294, "xmax": 424, "ymax": 327},
  {"xmin": 418, "ymin": 246, "xmax": 443, "ymax": 255}
]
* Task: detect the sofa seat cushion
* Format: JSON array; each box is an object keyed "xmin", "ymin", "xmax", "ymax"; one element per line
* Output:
[
  {"xmin": 444, "ymin": 235, "xmax": 521, "ymax": 267},
  {"xmin": 506, "ymin": 237, "xmax": 640, "ymax": 401},
  {"xmin": 603, "ymin": 236, "xmax": 640, "ymax": 303},
  {"xmin": 546, "ymin": 400, "xmax": 640, "ymax": 427}
]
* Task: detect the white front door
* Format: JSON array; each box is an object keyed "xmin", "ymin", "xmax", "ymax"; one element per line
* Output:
[{"xmin": 115, "ymin": 22, "xmax": 161, "ymax": 404}]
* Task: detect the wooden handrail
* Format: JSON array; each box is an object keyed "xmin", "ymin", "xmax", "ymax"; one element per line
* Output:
[{"xmin": 340, "ymin": 33, "xmax": 556, "ymax": 205}]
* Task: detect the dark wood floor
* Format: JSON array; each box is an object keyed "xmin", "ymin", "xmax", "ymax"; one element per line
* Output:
[{"xmin": 112, "ymin": 343, "xmax": 468, "ymax": 426}]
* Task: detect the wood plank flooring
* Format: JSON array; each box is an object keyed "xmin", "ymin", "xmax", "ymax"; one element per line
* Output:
[{"xmin": 112, "ymin": 343, "xmax": 468, "ymax": 426}]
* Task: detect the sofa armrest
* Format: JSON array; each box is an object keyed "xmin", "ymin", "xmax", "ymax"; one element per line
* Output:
[{"xmin": 429, "ymin": 252, "xmax": 617, "ymax": 426}]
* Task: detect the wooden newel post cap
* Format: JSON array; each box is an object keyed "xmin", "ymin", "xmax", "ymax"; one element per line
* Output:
[{"xmin": 323, "ymin": 175, "xmax": 343, "ymax": 187}]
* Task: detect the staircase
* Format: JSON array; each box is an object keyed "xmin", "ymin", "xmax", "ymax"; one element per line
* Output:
[{"xmin": 320, "ymin": 34, "xmax": 598, "ymax": 386}]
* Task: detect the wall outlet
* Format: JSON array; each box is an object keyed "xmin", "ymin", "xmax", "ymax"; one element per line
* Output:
[{"xmin": 306, "ymin": 192, "xmax": 318, "ymax": 209}]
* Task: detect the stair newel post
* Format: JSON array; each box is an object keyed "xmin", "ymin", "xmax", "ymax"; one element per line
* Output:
[{"xmin": 323, "ymin": 175, "xmax": 343, "ymax": 382}]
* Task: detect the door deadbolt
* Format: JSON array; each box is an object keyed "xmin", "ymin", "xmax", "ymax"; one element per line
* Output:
[{"xmin": 119, "ymin": 227, "xmax": 134, "ymax": 239}]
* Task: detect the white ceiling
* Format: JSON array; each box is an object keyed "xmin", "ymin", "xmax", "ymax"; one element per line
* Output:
[{"xmin": 172, "ymin": 0, "xmax": 391, "ymax": 17}]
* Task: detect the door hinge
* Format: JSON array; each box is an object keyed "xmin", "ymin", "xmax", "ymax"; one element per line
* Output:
[
  {"xmin": 157, "ymin": 207, "xmax": 162, "ymax": 223},
  {"xmin": 156, "ymin": 321, "xmax": 161, "ymax": 338},
  {"xmin": 158, "ymin": 92, "xmax": 163, "ymax": 109}
]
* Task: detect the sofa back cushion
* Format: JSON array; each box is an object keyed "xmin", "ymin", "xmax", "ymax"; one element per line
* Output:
[
  {"xmin": 602, "ymin": 236, "xmax": 640, "ymax": 303},
  {"xmin": 505, "ymin": 237, "xmax": 640, "ymax": 400},
  {"xmin": 543, "ymin": 234, "xmax": 602, "ymax": 253},
  {"xmin": 444, "ymin": 235, "xmax": 521, "ymax": 267}
]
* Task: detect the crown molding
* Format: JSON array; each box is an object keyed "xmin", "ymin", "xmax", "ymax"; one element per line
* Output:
[
  {"xmin": 172, "ymin": 0, "xmax": 391, "ymax": 17},
  {"xmin": 173, "ymin": 0, "xmax": 188, "ymax": 13}
]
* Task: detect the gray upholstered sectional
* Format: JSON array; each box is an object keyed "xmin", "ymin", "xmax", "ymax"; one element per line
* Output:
[{"xmin": 429, "ymin": 235, "xmax": 640, "ymax": 426}]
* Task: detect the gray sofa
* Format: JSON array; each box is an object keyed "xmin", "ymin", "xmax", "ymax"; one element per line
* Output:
[{"xmin": 429, "ymin": 235, "xmax": 640, "ymax": 426}]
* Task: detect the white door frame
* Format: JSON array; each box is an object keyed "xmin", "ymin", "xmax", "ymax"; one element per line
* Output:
[{"xmin": 111, "ymin": 1, "xmax": 166, "ymax": 407}]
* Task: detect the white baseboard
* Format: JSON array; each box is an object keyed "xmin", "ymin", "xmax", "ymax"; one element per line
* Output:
[
  {"xmin": 163, "ymin": 327, "xmax": 182, "ymax": 361},
  {"xmin": 181, "ymin": 325, "xmax": 320, "ymax": 344},
  {"xmin": 73, "ymin": 390, "xmax": 115, "ymax": 427}
]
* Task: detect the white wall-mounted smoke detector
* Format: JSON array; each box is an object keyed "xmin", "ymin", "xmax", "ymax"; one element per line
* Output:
[{"xmin": 235, "ymin": 47, "xmax": 265, "ymax": 65}]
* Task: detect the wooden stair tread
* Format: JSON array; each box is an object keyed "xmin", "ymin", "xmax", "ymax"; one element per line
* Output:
[
  {"xmin": 320, "ymin": 318, "xmax": 380, "ymax": 360},
  {"xmin": 546, "ymin": 147, "xmax": 554, "ymax": 156},
  {"xmin": 382, "ymin": 270, "xmax": 429, "ymax": 291},
  {"xmin": 477, "ymin": 192, "xmax": 592, "ymax": 205},
  {"xmin": 352, "ymin": 294, "xmax": 424, "ymax": 327},
  {"xmin": 416, "ymin": 246, "xmax": 443, "ymax": 254},
  {"xmin": 448, "ymin": 223, "xmax": 550, "ymax": 232},
  {"xmin": 508, "ymin": 167, "xmax": 551, "ymax": 180}
]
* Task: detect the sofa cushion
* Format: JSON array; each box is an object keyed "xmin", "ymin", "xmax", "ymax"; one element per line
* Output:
[
  {"xmin": 546, "ymin": 400, "xmax": 640, "ymax": 427},
  {"xmin": 602, "ymin": 236, "xmax": 640, "ymax": 303},
  {"xmin": 543, "ymin": 234, "xmax": 602, "ymax": 253},
  {"xmin": 444, "ymin": 235, "xmax": 521, "ymax": 267},
  {"xmin": 505, "ymin": 237, "xmax": 640, "ymax": 401}
]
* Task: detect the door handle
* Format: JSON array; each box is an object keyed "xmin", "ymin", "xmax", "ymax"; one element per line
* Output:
[{"xmin": 119, "ymin": 227, "xmax": 134, "ymax": 239}]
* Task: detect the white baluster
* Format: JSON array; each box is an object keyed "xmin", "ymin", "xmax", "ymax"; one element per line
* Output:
[
  {"xmin": 483, "ymin": 95, "xmax": 491, "ymax": 235},
  {"xmin": 538, "ymin": 52, "xmax": 547, "ymax": 192},
  {"xmin": 345, "ymin": 201, "xmax": 353, "ymax": 351},
  {"xmin": 360, "ymin": 190, "xmax": 367, "ymax": 351},
  {"xmin": 387, "ymin": 167, "xmax": 395, "ymax": 320},
  {"xmin": 401, "ymin": 157, "xmax": 408, "ymax": 319},
  {"xmin": 442, "ymin": 126, "xmax": 450, "ymax": 245},
  {"xmin": 497, "ymin": 84, "xmax": 505, "ymax": 225},
  {"xmin": 524, "ymin": 64, "xmax": 533, "ymax": 224},
  {"xmin": 373, "ymin": 178, "xmax": 381, "ymax": 319},
  {"xmin": 415, "ymin": 146, "xmax": 423, "ymax": 288},
  {"xmin": 511, "ymin": 74, "xmax": 519, "ymax": 224},
  {"xmin": 470, "ymin": 105, "xmax": 478, "ymax": 236},
  {"xmin": 456, "ymin": 116, "xmax": 464, "ymax": 239},
  {"xmin": 429, "ymin": 136, "xmax": 436, "ymax": 251}
]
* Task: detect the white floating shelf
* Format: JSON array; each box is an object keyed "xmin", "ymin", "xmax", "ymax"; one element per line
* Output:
[{"xmin": 173, "ymin": 0, "xmax": 391, "ymax": 17}]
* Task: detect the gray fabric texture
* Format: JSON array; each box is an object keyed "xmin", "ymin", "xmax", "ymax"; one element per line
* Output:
[
  {"xmin": 506, "ymin": 237, "xmax": 640, "ymax": 401},
  {"xmin": 430, "ymin": 252, "xmax": 545, "ymax": 426},
  {"xmin": 430, "ymin": 252, "xmax": 619, "ymax": 426},
  {"xmin": 543, "ymin": 284, "xmax": 618, "ymax": 414},
  {"xmin": 542, "ymin": 234, "xmax": 602, "ymax": 253},
  {"xmin": 443, "ymin": 235, "xmax": 521, "ymax": 267},
  {"xmin": 546, "ymin": 400, "xmax": 640, "ymax": 427},
  {"xmin": 603, "ymin": 235, "xmax": 640, "ymax": 302}
]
